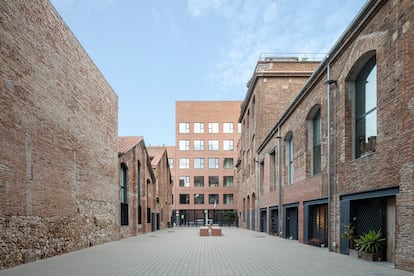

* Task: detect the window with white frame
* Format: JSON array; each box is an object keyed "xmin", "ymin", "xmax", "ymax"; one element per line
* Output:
[
  {"xmin": 223, "ymin": 176, "xmax": 233, "ymax": 187},
  {"xmin": 238, "ymin": 123, "xmax": 242, "ymax": 133},
  {"xmin": 223, "ymin": 140, "xmax": 234, "ymax": 151},
  {"xmin": 179, "ymin": 176, "xmax": 190, "ymax": 187},
  {"xmin": 208, "ymin": 176, "xmax": 219, "ymax": 187},
  {"xmin": 208, "ymin": 122, "xmax": 219, "ymax": 133},
  {"xmin": 194, "ymin": 140, "xmax": 204, "ymax": 151},
  {"xmin": 194, "ymin": 122, "xmax": 204, "ymax": 133},
  {"xmin": 355, "ymin": 56, "xmax": 377, "ymax": 158},
  {"xmin": 168, "ymin": 158, "xmax": 174, "ymax": 168},
  {"xmin": 208, "ymin": 140, "xmax": 219, "ymax": 150},
  {"xmin": 208, "ymin": 158, "xmax": 219, "ymax": 169},
  {"xmin": 179, "ymin": 158, "xmax": 190, "ymax": 169},
  {"xmin": 223, "ymin": 122, "xmax": 234, "ymax": 133},
  {"xmin": 179, "ymin": 140, "xmax": 190, "ymax": 150},
  {"xmin": 194, "ymin": 158, "xmax": 204, "ymax": 169},
  {"xmin": 223, "ymin": 158, "xmax": 234, "ymax": 169},
  {"xmin": 179, "ymin": 122, "xmax": 189, "ymax": 133},
  {"xmin": 223, "ymin": 194, "xmax": 234, "ymax": 205}
]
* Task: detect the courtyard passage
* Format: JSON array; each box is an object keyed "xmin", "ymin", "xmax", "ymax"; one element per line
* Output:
[{"xmin": 1, "ymin": 227, "xmax": 413, "ymax": 276}]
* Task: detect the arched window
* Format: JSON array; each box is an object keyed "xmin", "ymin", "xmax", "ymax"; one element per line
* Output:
[
  {"xmin": 285, "ymin": 132, "xmax": 294, "ymax": 185},
  {"xmin": 355, "ymin": 56, "xmax": 377, "ymax": 158},
  {"xmin": 307, "ymin": 105, "xmax": 321, "ymax": 175}
]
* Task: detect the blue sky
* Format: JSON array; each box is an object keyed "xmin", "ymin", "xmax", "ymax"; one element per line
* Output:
[{"xmin": 50, "ymin": 0, "xmax": 367, "ymax": 146}]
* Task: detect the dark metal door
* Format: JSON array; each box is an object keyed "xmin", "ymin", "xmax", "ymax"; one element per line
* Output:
[{"xmin": 286, "ymin": 207, "xmax": 298, "ymax": 240}]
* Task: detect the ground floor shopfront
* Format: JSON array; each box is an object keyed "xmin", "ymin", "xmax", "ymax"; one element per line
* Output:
[{"xmin": 171, "ymin": 209, "xmax": 238, "ymax": 227}]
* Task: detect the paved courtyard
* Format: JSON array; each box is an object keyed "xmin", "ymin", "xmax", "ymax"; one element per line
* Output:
[{"xmin": 1, "ymin": 227, "xmax": 413, "ymax": 276}]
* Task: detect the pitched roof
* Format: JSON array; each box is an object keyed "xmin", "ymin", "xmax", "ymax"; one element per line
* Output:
[
  {"xmin": 117, "ymin": 136, "xmax": 143, "ymax": 154},
  {"xmin": 147, "ymin": 146, "xmax": 167, "ymax": 167}
]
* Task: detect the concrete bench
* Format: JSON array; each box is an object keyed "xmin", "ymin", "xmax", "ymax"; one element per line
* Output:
[
  {"xmin": 199, "ymin": 227, "xmax": 209, "ymax": 237},
  {"xmin": 211, "ymin": 226, "xmax": 222, "ymax": 236}
]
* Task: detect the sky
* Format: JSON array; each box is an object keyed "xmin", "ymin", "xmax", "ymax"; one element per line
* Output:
[{"xmin": 50, "ymin": 0, "xmax": 367, "ymax": 146}]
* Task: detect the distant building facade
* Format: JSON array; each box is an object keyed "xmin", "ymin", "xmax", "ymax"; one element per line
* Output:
[
  {"xmin": 1, "ymin": 0, "xmax": 118, "ymax": 269},
  {"xmin": 168, "ymin": 101, "xmax": 241, "ymax": 226},
  {"xmin": 237, "ymin": 58, "xmax": 319, "ymax": 231},
  {"xmin": 237, "ymin": 0, "xmax": 414, "ymax": 272},
  {"xmin": 147, "ymin": 146, "xmax": 173, "ymax": 230},
  {"xmin": 118, "ymin": 137, "xmax": 156, "ymax": 236}
]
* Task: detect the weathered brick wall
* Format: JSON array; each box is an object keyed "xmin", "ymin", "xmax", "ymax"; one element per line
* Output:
[
  {"xmin": 0, "ymin": 0, "xmax": 118, "ymax": 269},
  {"xmin": 118, "ymin": 139, "xmax": 156, "ymax": 237},
  {"xmin": 251, "ymin": 0, "xmax": 414, "ymax": 271},
  {"xmin": 330, "ymin": 0, "xmax": 414, "ymax": 271}
]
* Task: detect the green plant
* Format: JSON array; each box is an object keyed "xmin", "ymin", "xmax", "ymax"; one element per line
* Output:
[
  {"xmin": 356, "ymin": 230, "xmax": 385, "ymax": 253},
  {"xmin": 341, "ymin": 223, "xmax": 356, "ymax": 249}
]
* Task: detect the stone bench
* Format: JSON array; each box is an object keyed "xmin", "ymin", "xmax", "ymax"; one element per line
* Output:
[
  {"xmin": 211, "ymin": 226, "xmax": 222, "ymax": 236},
  {"xmin": 199, "ymin": 226, "xmax": 209, "ymax": 237}
]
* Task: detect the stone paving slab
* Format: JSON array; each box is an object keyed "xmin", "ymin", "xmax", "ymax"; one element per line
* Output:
[{"xmin": 1, "ymin": 227, "xmax": 413, "ymax": 276}]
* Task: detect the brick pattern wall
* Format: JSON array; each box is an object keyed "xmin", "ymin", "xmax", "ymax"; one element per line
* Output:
[
  {"xmin": 1, "ymin": 0, "xmax": 118, "ymax": 269},
  {"xmin": 249, "ymin": 0, "xmax": 414, "ymax": 272}
]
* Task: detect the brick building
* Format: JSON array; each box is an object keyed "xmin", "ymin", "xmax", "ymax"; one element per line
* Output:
[
  {"xmin": 238, "ymin": 0, "xmax": 414, "ymax": 272},
  {"xmin": 118, "ymin": 137, "xmax": 156, "ymax": 236},
  {"xmin": 0, "ymin": 0, "xmax": 118, "ymax": 269},
  {"xmin": 168, "ymin": 101, "xmax": 241, "ymax": 226},
  {"xmin": 147, "ymin": 146, "xmax": 173, "ymax": 229},
  {"xmin": 237, "ymin": 58, "xmax": 319, "ymax": 231}
]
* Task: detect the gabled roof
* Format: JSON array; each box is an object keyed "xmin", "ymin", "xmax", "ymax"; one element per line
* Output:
[
  {"xmin": 118, "ymin": 136, "xmax": 144, "ymax": 154},
  {"xmin": 147, "ymin": 146, "xmax": 167, "ymax": 168}
]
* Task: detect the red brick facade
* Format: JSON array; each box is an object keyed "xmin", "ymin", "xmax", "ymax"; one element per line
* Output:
[
  {"xmin": 1, "ymin": 0, "xmax": 118, "ymax": 269},
  {"xmin": 238, "ymin": 0, "xmax": 414, "ymax": 272},
  {"xmin": 169, "ymin": 101, "xmax": 241, "ymax": 226}
]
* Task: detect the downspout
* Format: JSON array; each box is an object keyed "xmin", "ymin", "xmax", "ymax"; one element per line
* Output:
[
  {"xmin": 276, "ymin": 128, "xmax": 282, "ymax": 236},
  {"xmin": 255, "ymin": 154, "xmax": 259, "ymax": 232},
  {"xmin": 326, "ymin": 57, "xmax": 334, "ymax": 251}
]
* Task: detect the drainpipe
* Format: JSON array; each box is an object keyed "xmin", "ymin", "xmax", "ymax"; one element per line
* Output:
[
  {"xmin": 326, "ymin": 57, "xmax": 336, "ymax": 251},
  {"xmin": 276, "ymin": 128, "xmax": 282, "ymax": 236},
  {"xmin": 255, "ymin": 154, "xmax": 259, "ymax": 232}
]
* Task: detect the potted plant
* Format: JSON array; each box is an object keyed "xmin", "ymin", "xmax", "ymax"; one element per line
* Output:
[
  {"xmin": 356, "ymin": 229, "xmax": 385, "ymax": 261},
  {"xmin": 341, "ymin": 222, "xmax": 358, "ymax": 258}
]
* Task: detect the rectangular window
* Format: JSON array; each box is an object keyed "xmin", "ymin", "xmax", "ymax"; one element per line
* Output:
[
  {"xmin": 208, "ymin": 122, "xmax": 219, "ymax": 133},
  {"xmin": 179, "ymin": 122, "xmax": 190, "ymax": 133},
  {"xmin": 179, "ymin": 140, "xmax": 190, "ymax": 150},
  {"xmin": 223, "ymin": 158, "xmax": 234, "ymax": 169},
  {"xmin": 179, "ymin": 158, "xmax": 190, "ymax": 169},
  {"xmin": 194, "ymin": 176, "xmax": 204, "ymax": 187},
  {"xmin": 223, "ymin": 194, "xmax": 234, "ymax": 205},
  {"xmin": 209, "ymin": 194, "xmax": 219, "ymax": 205},
  {"xmin": 223, "ymin": 122, "xmax": 234, "ymax": 133},
  {"xmin": 223, "ymin": 176, "xmax": 233, "ymax": 187},
  {"xmin": 179, "ymin": 194, "xmax": 190, "ymax": 204},
  {"xmin": 223, "ymin": 140, "xmax": 234, "ymax": 151},
  {"xmin": 238, "ymin": 123, "xmax": 242, "ymax": 133},
  {"xmin": 168, "ymin": 158, "xmax": 174, "ymax": 168},
  {"xmin": 194, "ymin": 194, "xmax": 204, "ymax": 204},
  {"xmin": 179, "ymin": 176, "xmax": 190, "ymax": 187},
  {"xmin": 270, "ymin": 150, "xmax": 276, "ymax": 191},
  {"xmin": 208, "ymin": 176, "xmax": 219, "ymax": 187},
  {"xmin": 208, "ymin": 140, "xmax": 219, "ymax": 150},
  {"xmin": 208, "ymin": 158, "xmax": 219, "ymax": 169},
  {"xmin": 194, "ymin": 158, "xmax": 204, "ymax": 169},
  {"xmin": 194, "ymin": 140, "xmax": 204, "ymax": 151},
  {"xmin": 194, "ymin": 122, "xmax": 204, "ymax": 133}
]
